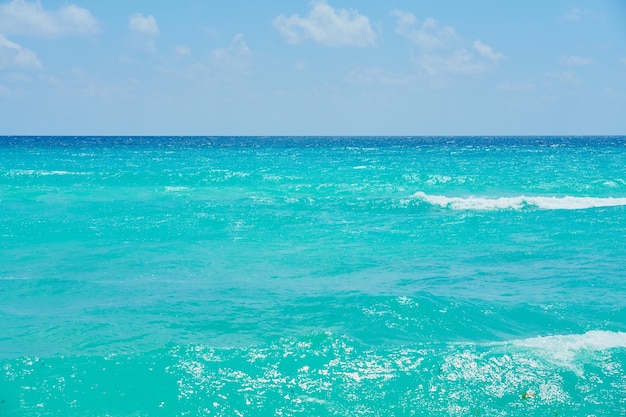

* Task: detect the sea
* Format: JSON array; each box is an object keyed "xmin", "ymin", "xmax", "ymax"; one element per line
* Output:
[{"xmin": 1, "ymin": 136, "xmax": 625, "ymax": 416}]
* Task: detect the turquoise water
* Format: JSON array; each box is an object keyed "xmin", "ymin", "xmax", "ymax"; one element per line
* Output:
[{"xmin": 1, "ymin": 136, "xmax": 625, "ymax": 416}]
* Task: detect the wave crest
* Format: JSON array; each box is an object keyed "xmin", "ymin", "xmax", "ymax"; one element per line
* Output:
[
  {"xmin": 412, "ymin": 191, "xmax": 626, "ymax": 210},
  {"xmin": 512, "ymin": 330, "xmax": 626, "ymax": 351},
  {"xmin": 509, "ymin": 330, "xmax": 626, "ymax": 371}
]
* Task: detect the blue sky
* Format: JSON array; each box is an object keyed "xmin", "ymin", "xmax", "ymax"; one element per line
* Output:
[{"xmin": 0, "ymin": 0, "xmax": 625, "ymax": 135}]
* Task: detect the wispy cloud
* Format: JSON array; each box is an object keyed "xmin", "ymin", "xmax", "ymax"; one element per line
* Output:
[
  {"xmin": 392, "ymin": 11, "xmax": 457, "ymax": 51},
  {"xmin": 158, "ymin": 34, "xmax": 254, "ymax": 83},
  {"xmin": 545, "ymin": 71, "xmax": 580, "ymax": 86},
  {"xmin": 474, "ymin": 40, "xmax": 505, "ymax": 62},
  {"xmin": 392, "ymin": 10, "xmax": 504, "ymax": 76},
  {"xmin": 273, "ymin": 0, "xmax": 376, "ymax": 48},
  {"xmin": 560, "ymin": 55, "xmax": 592, "ymax": 66},
  {"xmin": 211, "ymin": 34, "xmax": 253, "ymax": 75},
  {"xmin": 563, "ymin": 7, "xmax": 586, "ymax": 22},
  {"xmin": 129, "ymin": 13, "xmax": 159, "ymax": 52},
  {"xmin": 0, "ymin": 34, "xmax": 41, "ymax": 70},
  {"xmin": 418, "ymin": 49, "xmax": 489, "ymax": 76},
  {"xmin": 0, "ymin": 0, "xmax": 99, "ymax": 37},
  {"xmin": 129, "ymin": 13, "xmax": 159, "ymax": 37}
]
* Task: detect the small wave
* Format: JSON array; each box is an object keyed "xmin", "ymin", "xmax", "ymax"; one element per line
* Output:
[
  {"xmin": 412, "ymin": 191, "xmax": 626, "ymax": 210},
  {"xmin": 509, "ymin": 330, "xmax": 626, "ymax": 370},
  {"xmin": 512, "ymin": 330, "xmax": 626, "ymax": 352},
  {"xmin": 4, "ymin": 331, "xmax": 625, "ymax": 416},
  {"xmin": 163, "ymin": 186, "xmax": 190, "ymax": 192},
  {"xmin": 8, "ymin": 169, "xmax": 91, "ymax": 176}
]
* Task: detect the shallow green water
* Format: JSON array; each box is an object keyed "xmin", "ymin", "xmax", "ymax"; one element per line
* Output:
[{"xmin": 1, "ymin": 137, "xmax": 625, "ymax": 416}]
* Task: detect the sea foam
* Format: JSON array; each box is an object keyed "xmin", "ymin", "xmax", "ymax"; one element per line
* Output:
[
  {"xmin": 509, "ymin": 330, "xmax": 626, "ymax": 369},
  {"xmin": 412, "ymin": 191, "xmax": 626, "ymax": 210},
  {"xmin": 512, "ymin": 330, "xmax": 626, "ymax": 351}
]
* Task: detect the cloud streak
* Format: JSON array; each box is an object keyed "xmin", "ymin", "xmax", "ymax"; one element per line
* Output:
[{"xmin": 273, "ymin": 0, "xmax": 376, "ymax": 48}]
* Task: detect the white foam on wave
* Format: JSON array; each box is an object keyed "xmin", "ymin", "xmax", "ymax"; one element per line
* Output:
[
  {"xmin": 412, "ymin": 191, "xmax": 626, "ymax": 210},
  {"xmin": 8, "ymin": 169, "xmax": 90, "ymax": 176},
  {"xmin": 164, "ymin": 186, "xmax": 190, "ymax": 192},
  {"xmin": 509, "ymin": 330, "xmax": 626, "ymax": 370},
  {"xmin": 513, "ymin": 330, "xmax": 626, "ymax": 351}
]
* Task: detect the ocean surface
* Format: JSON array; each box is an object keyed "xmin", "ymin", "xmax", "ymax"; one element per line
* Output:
[{"xmin": 1, "ymin": 136, "xmax": 625, "ymax": 416}]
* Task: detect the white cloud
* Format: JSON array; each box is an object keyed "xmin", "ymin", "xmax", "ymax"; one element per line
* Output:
[
  {"xmin": 392, "ymin": 11, "xmax": 457, "ymax": 51},
  {"xmin": 0, "ymin": 0, "xmax": 99, "ymax": 37},
  {"xmin": 212, "ymin": 34, "xmax": 252, "ymax": 74},
  {"xmin": 0, "ymin": 34, "xmax": 41, "ymax": 69},
  {"xmin": 392, "ymin": 11, "xmax": 504, "ymax": 76},
  {"xmin": 473, "ymin": 40, "xmax": 505, "ymax": 62},
  {"xmin": 129, "ymin": 13, "xmax": 159, "ymax": 52},
  {"xmin": 129, "ymin": 13, "xmax": 159, "ymax": 37},
  {"xmin": 560, "ymin": 55, "xmax": 592, "ymax": 66},
  {"xmin": 391, "ymin": 9, "xmax": 416, "ymax": 32},
  {"xmin": 273, "ymin": 0, "xmax": 376, "ymax": 48}
]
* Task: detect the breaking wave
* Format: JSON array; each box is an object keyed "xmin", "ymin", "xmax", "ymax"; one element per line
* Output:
[{"xmin": 412, "ymin": 191, "xmax": 626, "ymax": 210}]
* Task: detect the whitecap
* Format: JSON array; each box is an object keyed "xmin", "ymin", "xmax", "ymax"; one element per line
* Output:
[
  {"xmin": 509, "ymin": 330, "xmax": 626, "ymax": 371},
  {"xmin": 164, "ymin": 186, "xmax": 190, "ymax": 192},
  {"xmin": 511, "ymin": 330, "xmax": 626, "ymax": 352},
  {"xmin": 412, "ymin": 191, "xmax": 626, "ymax": 210},
  {"xmin": 9, "ymin": 169, "xmax": 90, "ymax": 176}
]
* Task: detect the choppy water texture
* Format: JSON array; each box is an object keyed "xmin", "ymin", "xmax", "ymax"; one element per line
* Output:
[{"xmin": 1, "ymin": 136, "xmax": 626, "ymax": 416}]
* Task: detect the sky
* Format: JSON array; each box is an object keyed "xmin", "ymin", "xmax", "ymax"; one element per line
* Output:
[{"xmin": 0, "ymin": 0, "xmax": 625, "ymax": 136}]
